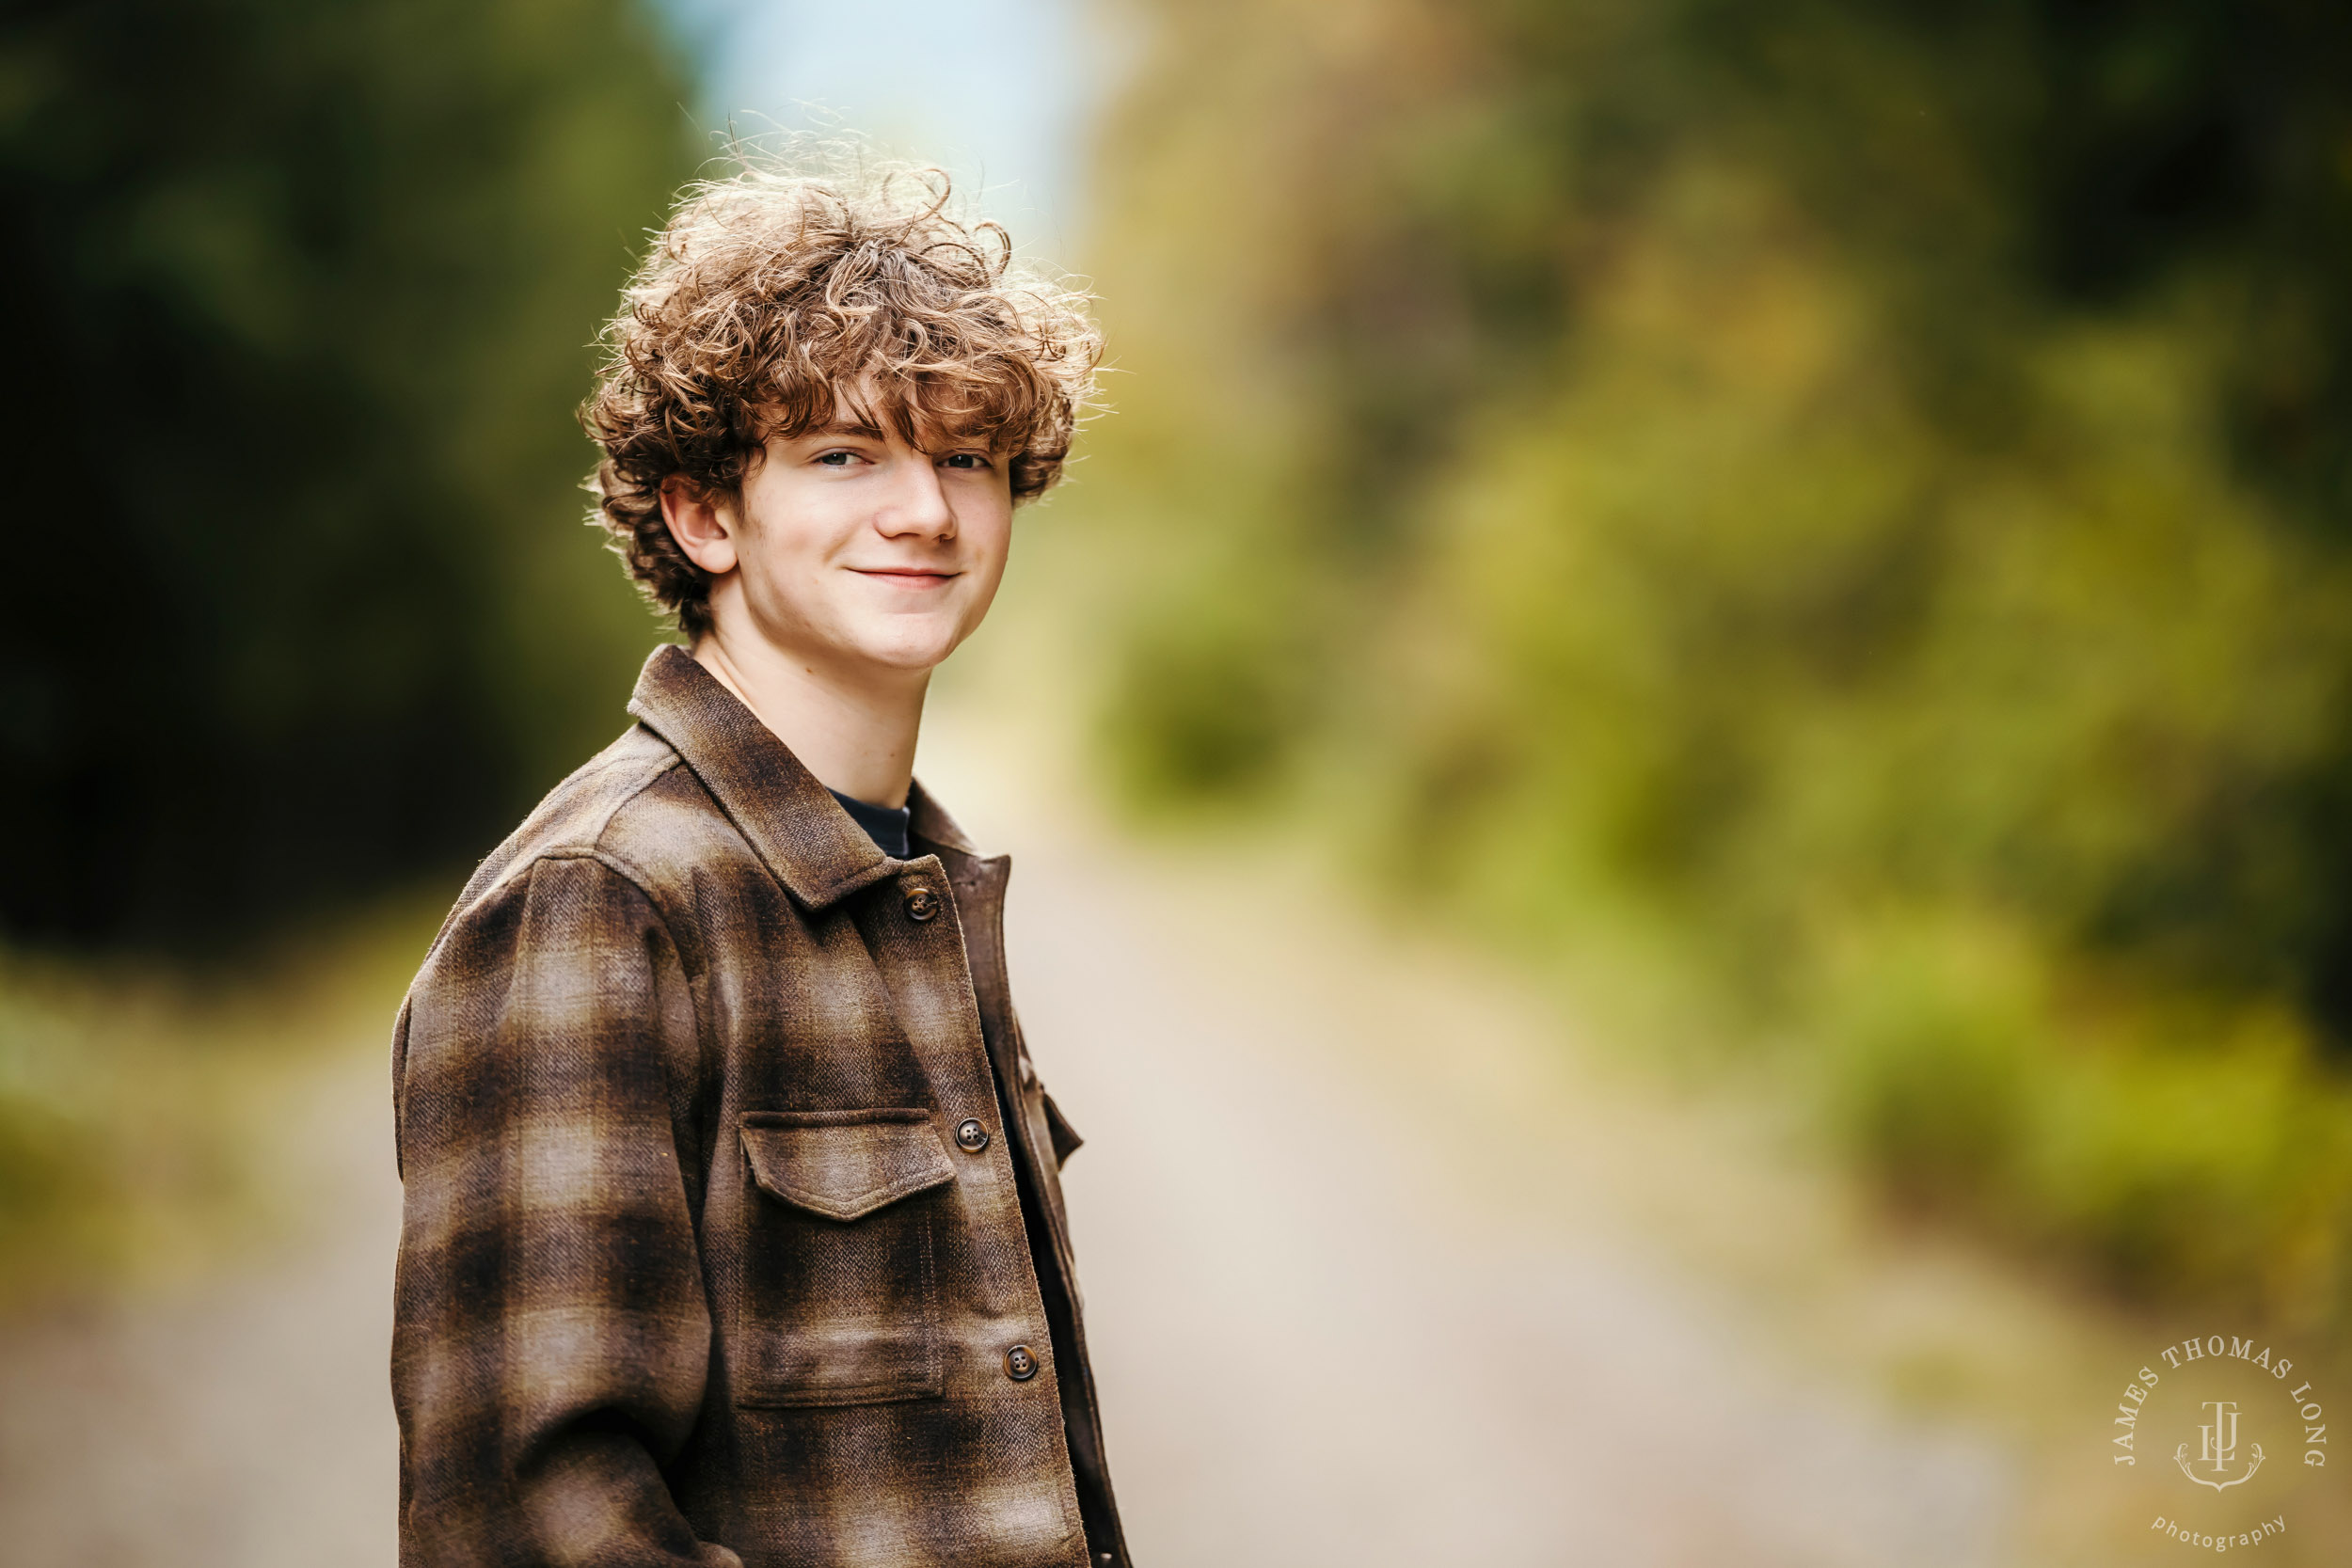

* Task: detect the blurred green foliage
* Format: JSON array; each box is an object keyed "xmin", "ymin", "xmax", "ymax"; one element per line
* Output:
[
  {"xmin": 1079, "ymin": 0, "xmax": 2352, "ymax": 1321},
  {"xmin": 0, "ymin": 0, "xmax": 694, "ymax": 948},
  {"xmin": 0, "ymin": 900, "xmax": 437, "ymax": 1305}
]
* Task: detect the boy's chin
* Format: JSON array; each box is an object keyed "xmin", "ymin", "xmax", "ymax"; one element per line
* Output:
[{"xmin": 838, "ymin": 626, "xmax": 965, "ymax": 674}]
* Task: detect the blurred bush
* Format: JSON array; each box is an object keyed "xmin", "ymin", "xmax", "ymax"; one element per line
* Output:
[
  {"xmin": 0, "ymin": 0, "xmax": 693, "ymax": 949},
  {"xmin": 0, "ymin": 904, "xmax": 436, "ymax": 1304},
  {"xmin": 1078, "ymin": 0, "xmax": 2352, "ymax": 1322}
]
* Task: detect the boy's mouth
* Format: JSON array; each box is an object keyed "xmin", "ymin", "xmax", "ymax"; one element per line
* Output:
[{"xmin": 851, "ymin": 567, "xmax": 960, "ymax": 590}]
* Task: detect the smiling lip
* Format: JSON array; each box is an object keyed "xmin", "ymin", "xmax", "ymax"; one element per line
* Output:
[{"xmin": 851, "ymin": 567, "xmax": 960, "ymax": 590}]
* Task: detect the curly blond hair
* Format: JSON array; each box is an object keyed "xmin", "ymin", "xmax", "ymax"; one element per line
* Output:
[{"xmin": 582, "ymin": 158, "xmax": 1102, "ymax": 637}]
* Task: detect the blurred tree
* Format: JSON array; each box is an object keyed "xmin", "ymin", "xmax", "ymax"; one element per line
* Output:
[
  {"xmin": 0, "ymin": 0, "xmax": 694, "ymax": 947},
  {"xmin": 1078, "ymin": 0, "xmax": 2352, "ymax": 1314}
]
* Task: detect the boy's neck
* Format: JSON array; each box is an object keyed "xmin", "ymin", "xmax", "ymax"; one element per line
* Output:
[{"xmin": 689, "ymin": 630, "xmax": 929, "ymax": 810}]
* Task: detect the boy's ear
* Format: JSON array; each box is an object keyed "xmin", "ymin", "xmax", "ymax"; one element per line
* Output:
[{"xmin": 660, "ymin": 476, "xmax": 739, "ymax": 576}]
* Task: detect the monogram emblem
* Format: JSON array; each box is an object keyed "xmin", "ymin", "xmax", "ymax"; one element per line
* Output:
[{"xmin": 2174, "ymin": 1400, "xmax": 2265, "ymax": 1492}]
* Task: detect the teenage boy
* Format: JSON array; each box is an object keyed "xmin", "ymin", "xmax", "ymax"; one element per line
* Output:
[{"xmin": 389, "ymin": 166, "xmax": 1127, "ymax": 1568}]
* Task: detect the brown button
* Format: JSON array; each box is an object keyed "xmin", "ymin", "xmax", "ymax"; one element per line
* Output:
[
  {"xmin": 1004, "ymin": 1343, "xmax": 1039, "ymax": 1382},
  {"xmin": 903, "ymin": 885, "xmax": 941, "ymax": 922},
  {"xmin": 954, "ymin": 1117, "xmax": 990, "ymax": 1153}
]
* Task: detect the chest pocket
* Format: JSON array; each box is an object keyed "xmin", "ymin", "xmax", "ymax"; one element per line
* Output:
[{"xmin": 737, "ymin": 1109, "xmax": 956, "ymax": 1408}]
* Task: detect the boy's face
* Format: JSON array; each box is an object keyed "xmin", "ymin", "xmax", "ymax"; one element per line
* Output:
[{"xmin": 666, "ymin": 387, "xmax": 1015, "ymax": 681}]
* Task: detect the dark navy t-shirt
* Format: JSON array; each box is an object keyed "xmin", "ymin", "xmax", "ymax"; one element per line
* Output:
[{"xmin": 827, "ymin": 788, "xmax": 913, "ymax": 860}]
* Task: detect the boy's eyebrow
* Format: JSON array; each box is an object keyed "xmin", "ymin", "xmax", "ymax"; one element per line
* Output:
[
  {"xmin": 810, "ymin": 417, "xmax": 888, "ymax": 439},
  {"xmin": 802, "ymin": 412, "xmax": 1000, "ymax": 450}
]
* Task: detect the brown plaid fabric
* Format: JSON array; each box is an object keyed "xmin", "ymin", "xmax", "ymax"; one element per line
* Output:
[{"xmin": 391, "ymin": 645, "xmax": 1128, "ymax": 1568}]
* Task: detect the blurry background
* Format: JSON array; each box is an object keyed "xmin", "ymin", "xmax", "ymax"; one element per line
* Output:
[{"xmin": 2, "ymin": 0, "xmax": 2348, "ymax": 1561}]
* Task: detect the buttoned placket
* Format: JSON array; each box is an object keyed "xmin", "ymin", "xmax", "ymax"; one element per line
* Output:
[
  {"xmin": 934, "ymin": 851, "xmax": 1128, "ymax": 1568},
  {"xmin": 888, "ymin": 861, "xmax": 1065, "ymax": 1400}
]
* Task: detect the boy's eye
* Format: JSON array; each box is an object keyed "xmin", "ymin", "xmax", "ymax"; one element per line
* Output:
[
  {"xmin": 942, "ymin": 451, "xmax": 989, "ymax": 470},
  {"xmin": 816, "ymin": 451, "xmax": 855, "ymax": 467}
]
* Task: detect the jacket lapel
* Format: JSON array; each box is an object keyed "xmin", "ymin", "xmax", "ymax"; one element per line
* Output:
[
  {"xmin": 905, "ymin": 780, "xmax": 980, "ymax": 856},
  {"xmin": 625, "ymin": 644, "xmax": 899, "ymax": 911}
]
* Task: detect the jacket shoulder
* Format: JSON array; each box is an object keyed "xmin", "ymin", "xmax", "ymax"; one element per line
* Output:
[
  {"xmin": 465, "ymin": 725, "xmax": 684, "ymax": 892},
  {"xmin": 431, "ymin": 723, "xmax": 754, "ymax": 947}
]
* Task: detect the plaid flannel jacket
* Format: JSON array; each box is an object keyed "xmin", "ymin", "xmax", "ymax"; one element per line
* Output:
[{"xmin": 391, "ymin": 645, "xmax": 1129, "ymax": 1568}]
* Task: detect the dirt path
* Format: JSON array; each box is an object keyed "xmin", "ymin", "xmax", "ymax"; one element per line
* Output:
[
  {"xmin": 0, "ymin": 753, "xmax": 2017, "ymax": 1566},
  {"xmin": 0, "ymin": 1046, "xmax": 401, "ymax": 1566},
  {"xmin": 996, "ymin": 816, "xmax": 2012, "ymax": 1568}
]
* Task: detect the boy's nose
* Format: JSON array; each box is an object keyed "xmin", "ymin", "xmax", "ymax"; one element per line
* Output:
[{"xmin": 877, "ymin": 456, "xmax": 956, "ymax": 538}]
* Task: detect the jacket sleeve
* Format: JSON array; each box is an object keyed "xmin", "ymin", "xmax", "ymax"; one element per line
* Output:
[{"xmin": 392, "ymin": 853, "xmax": 738, "ymax": 1568}]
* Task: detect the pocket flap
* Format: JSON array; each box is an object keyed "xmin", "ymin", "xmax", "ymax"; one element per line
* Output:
[
  {"xmin": 1041, "ymin": 1091, "xmax": 1085, "ymax": 1168},
  {"xmin": 739, "ymin": 1110, "xmax": 957, "ymax": 1222}
]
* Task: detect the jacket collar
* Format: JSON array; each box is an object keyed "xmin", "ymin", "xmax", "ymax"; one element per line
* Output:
[
  {"xmin": 626, "ymin": 644, "xmax": 978, "ymax": 909},
  {"xmin": 907, "ymin": 780, "xmax": 980, "ymax": 859}
]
